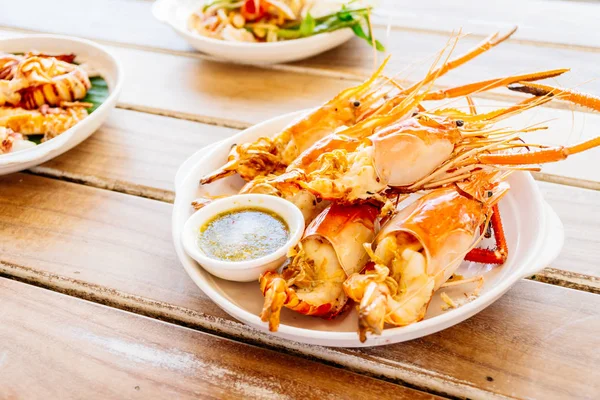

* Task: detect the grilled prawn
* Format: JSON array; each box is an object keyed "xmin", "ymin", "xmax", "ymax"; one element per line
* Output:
[
  {"xmin": 343, "ymin": 172, "xmax": 509, "ymax": 342},
  {"xmin": 200, "ymin": 28, "xmax": 518, "ymax": 185},
  {"xmin": 260, "ymin": 203, "xmax": 379, "ymax": 332},
  {"xmin": 200, "ymin": 59, "xmax": 393, "ymax": 184},
  {"xmin": 282, "ymin": 79, "xmax": 600, "ymax": 205}
]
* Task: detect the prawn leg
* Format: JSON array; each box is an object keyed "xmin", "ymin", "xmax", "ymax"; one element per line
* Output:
[
  {"xmin": 424, "ymin": 69, "xmax": 569, "ymax": 100},
  {"xmin": 508, "ymin": 82, "xmax": 600, "ymax": 112},
  {"xmin": 464, "ymin": 205, "xmax": 508, "ymax": 264},
  {"xmin": 402, "ymin": 27, "xmax": 518, "ymax": 95},
  {"xmin": 478, "ymin": 136, "xmax": 600, "ymax": 165}
]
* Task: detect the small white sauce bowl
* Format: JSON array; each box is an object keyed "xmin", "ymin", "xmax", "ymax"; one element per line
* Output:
[{"xmin": 181, "ymin": 194, "xmax": 305, "ymax": 282}]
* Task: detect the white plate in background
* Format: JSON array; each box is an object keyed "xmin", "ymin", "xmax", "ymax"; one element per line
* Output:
[
  {"xmin": 152, "ymin": 0, "xmax": 355, "ymax": 64},
  {"xmin": 0, "ymin": 35, "xmax": 123, "ymax": 175}
]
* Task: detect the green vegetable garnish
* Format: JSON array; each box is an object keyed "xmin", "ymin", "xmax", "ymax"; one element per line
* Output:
[
  {"xmin": 26, "ymin": 134, "xmax": 44, "ymax": 145},
  {"xmin": 277, "ymin": 5, "xmax": 384, "ymax": 51},
  {"xmin": 202, "ymin": 0, "xmax": 238, "ymax": 12},
  {"xmin": 82, "ymin": 77, "xmax": 109, "ymax": 113},
  {"xmin": 299, "ymin": 12, "xmax": 316, "ymax": 37}
]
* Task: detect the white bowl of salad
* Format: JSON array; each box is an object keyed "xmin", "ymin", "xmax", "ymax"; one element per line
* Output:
[{"xmin": 153, "ymin": 0, "xmax": 384, "ymax": 64}]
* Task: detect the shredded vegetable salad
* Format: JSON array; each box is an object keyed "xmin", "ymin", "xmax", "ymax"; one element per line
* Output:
[{"xmin": 188, "ymin": 0, "xmax": 384, "ymax": 49}]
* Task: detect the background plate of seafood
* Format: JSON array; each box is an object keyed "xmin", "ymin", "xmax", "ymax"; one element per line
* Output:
[
  {"xmin": 172, "ymin": 110, "xmax": 565, "ymax": 347},
  {"xmin": 152, "ymin": 0, "xmax": 355, "ymax": 64},
  {"xmin": 0, "ymin": 35, "xmax": 122, "ymax": 175}
]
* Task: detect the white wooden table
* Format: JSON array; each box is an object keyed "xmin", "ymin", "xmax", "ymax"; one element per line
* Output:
[{"xmin": 1, "ymin": 1, "xmax": 599, "ymax": 398}]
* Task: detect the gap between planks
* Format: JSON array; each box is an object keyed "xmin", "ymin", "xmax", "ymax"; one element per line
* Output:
[
  {"xmin": 0, "ymin": 260, "xmax": 503, "ymax": 400},
  {"xmin": 116, "ymin": 102, "xmax": 252, "ymax": 130},
  {"xmin": 23, "ymin": 168, "xmax": 600, "ymax": 296},
  {"xmin": 530, "ymin": 268, "xmax": 600, "ymax": 295},
  {"xmin": 1, "ymin": 24, "xmax": 597, "ymax": 117}
]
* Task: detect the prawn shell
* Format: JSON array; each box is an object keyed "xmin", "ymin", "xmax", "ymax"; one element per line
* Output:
[
  {"xmin": 282, "ymin": 104, "xmax": 357, "ymax": 165},
  {"xmin": 303, "ymin": 203, "xmax": 379, "ymax": 277},
  {"xmin": 288, "ymin": 133, "xmax": 362, "ymax": 172},
  {"xmin": 279, "ymin": 59, "xmax": 389, "ymax": 165},
  {"xmin": 371, "ymin": 118, "xmax": 457, "ymax": 187},
  {"xmin": 240, "ymin": 170, "xmax": 328, "ymax": 223},
  {"xmin": 376, "ymin": 187, "xmax": 485, "ymax": 289}
]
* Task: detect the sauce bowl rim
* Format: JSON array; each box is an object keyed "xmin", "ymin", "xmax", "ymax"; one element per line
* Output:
[{"xmin": 181, "ymin": 194, "xmax": 305, "ymax": 272}]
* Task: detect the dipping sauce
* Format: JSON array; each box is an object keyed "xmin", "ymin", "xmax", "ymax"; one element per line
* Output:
[{"xmin": 198, "ymin": 207, "xmax": 289, "ymax": 262}]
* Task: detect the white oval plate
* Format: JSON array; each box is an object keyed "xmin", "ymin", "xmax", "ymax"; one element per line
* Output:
[
  {"xmin": 173, "ymin": 110, "xmax": 565, "ymax": 347},
  {"xmin": 0, "ymin": 35, "xmax": 123, "ymax": 175},
  {"xmin": 153, "ymin": 0, "xmax": 355, "ymax": 64}
]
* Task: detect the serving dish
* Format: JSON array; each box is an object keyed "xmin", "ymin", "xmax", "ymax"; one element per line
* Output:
[
  {"xmin": 172, "ymin": 110, "xmax": 565, "ymax": 347},
  {"xmin": 0, "ymin": 35, "xmax": 123, "ymax": 176},
  {"xmin": 152, "ymin": 0, "xmax": 355, "ymax": 64}
]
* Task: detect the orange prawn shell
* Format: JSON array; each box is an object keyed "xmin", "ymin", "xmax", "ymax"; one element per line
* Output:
[
  {"xmin": 282, "ymin": 103, "xmax": 359, "ymax": 163},
  {"xmin": 375, "ymin": 187, "xmax": 485, "ymax": 289},
  {"xmin": 279, "ymin": 60, "xmax": 389, "ymax": 166},
  {"xmin": 304, "ymin": 203, "xmax": 379, "ymax": 277},
  {"xmin": 287, "ymin": 133, "xmax": 362, "ymax": 172}
]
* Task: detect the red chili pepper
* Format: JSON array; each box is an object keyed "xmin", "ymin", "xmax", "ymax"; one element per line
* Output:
[{"xmin": 241, "ymin": 0, "xmax": 267, "ymax": 21}]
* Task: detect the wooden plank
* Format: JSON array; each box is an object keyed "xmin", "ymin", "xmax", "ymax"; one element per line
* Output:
[
  {"xmin": 296, "ymin": 27, "xmax": 600, "ymax": 96},
  {"xmin": 109, "ymin": 45, "xmax": 355, "ymax": 127},
  {"xmin": 2, "ymin": 11, "xmax": 599, "ymax": 97},
  {"xmin": 3, "ymin": 0, "xmax": 598, "ymax": 51},
  {"xmin": 1, "ymin": 173, "xmax": 597, "ymax": 284},
  {"xmin": 0, "ymin": 278, "xmax": 436, "ymax": 400},
  {"xmin": 31, "ymin": 108, "xmax": 238, "ymax": 200},
  {"xmin": 1, "ymin": 173, "xmax": 599, "ymax": 399},
  {"xmin": 536, "ymin": 181, "xmax": 600, "ymax": 279},
  {"xmin": 375, "ymin": 0, "xmax": 600, "ymax": 49}
]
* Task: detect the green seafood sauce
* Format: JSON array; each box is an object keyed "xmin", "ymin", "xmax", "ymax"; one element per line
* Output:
[{"xmin": 198, "ymin": 208, "xmax": 289, "ymax": 262}]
